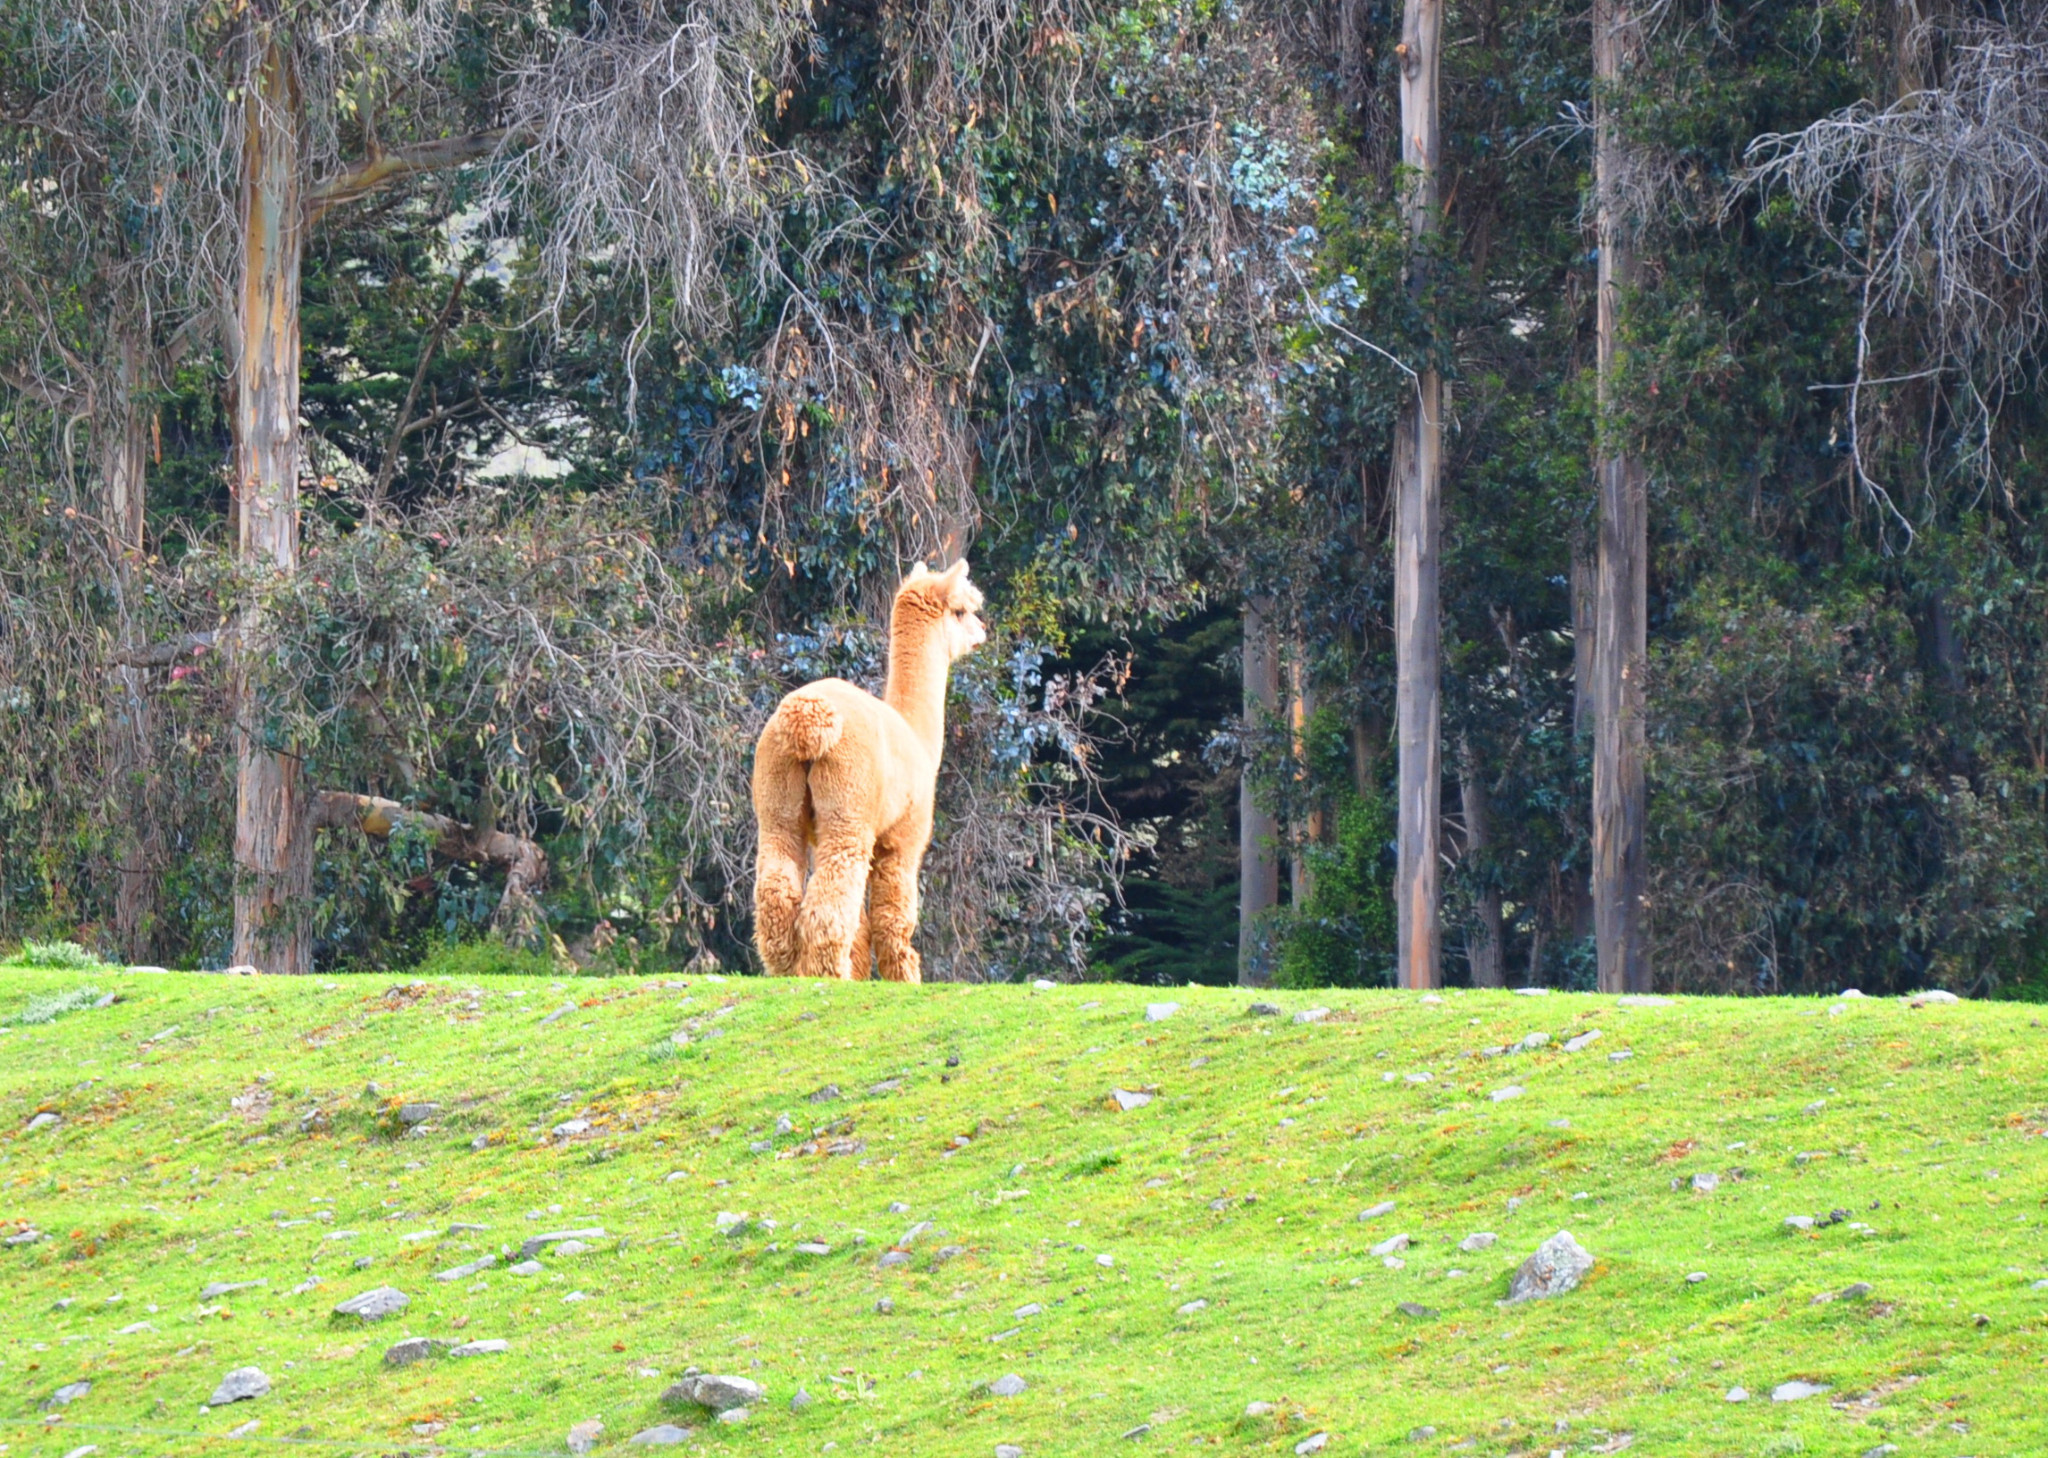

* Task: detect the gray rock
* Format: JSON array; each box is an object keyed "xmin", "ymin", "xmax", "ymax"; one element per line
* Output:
[
  {"xmin": 1371, "ymin": 1233, "xmax": 1411, "ymax": 1257},
  {"xmin": 1686, "ymin": 1272, "xmax": 1708, "ymax": 1284},
  {"xmin": 627, "ymin": 1426, "xmax": 693, "ymax": 1446},
  {"xmin": 434, "ymin": 1254, "xmax": 497, "ymax": 1282},
  {"xmin": 1458, "ymin": 1232, "xmax": 1497, "ymax": 1253},
  {"xmin": 1144, "ymin": 1002, "xmax": 1180, "ymax": 1022},
  {"xmin": 1505, "ymin": 1231, "xmax": 1594, "ymax": 1302},
  {"xmin": 713, "ymin": 1408, "xmax": 749, "ymax": 1425},
  {"xmin": 877, "ymin": 1249, "xmax": 912, "ymax": 1269},
  {"xmin": 1771, "ymin": 1380, "xmax": 1830, "ymax": 1402},
  {"xmin": 666, "ymin": 1374, "xmax": 764, "ymax": 1412},
  {"xmin": 1245, "ymin": 1402, "xmax": 1274, "ymax": 1417},
  {"xmin": 208, "ymin": 1367, "xmax": 270, "ymax": 1405},
  {"xmin": 1615, "ymin": 994, "xmax": 1671, "ymax": 1006},
  {"xmin": 790, "ymin": 1388, "xmax": 815, "ymax": 1412},
  {"xmin": 1359, "ymin": 1201, "xmax": 1396, "ymax": 1221},
  {"xmin": 1691, "ymin": 1171, "xmax": 1720, "ymax": 1194},
  {"xmin": 2032, "ymin": 1278, "xmax": 2048, "ymax": 1291},
  {"xmin": 1247, "ymin": 1002, "xmax": 1282, "ymax": 1016},
  {"xmin": 449, "ymin": 1222, "xmax": 490, "ymax": 1235},
  {"xmin": 519, "ymin": 1227, "xmax": 605, "ymax": 1258},
  {"xmin": 1408, "ymin": 1427, "xmax": 1437, "ymax": 1442},
  {"xmin": 1724, "ymin": 1387, "xmax": 1748, "ymax": 1403},
  {"xmin": 1175, "ymin": 1298, "xmax": 1207, "ymax": 1316},
  {"xmin": 886, "ymin": 1201, "xmax": 911, "ymax": 1213},
  {"xmin": 1783, "ymin": 1215, "xmax": 1816, "ymax": 1231},
  {"xmin": 1295, "ymin": 1435, "xmax": 1330, "ymax": 1456},
  {"xmin": 200, "ymin": 1279, "xmax": 268, "ymax": 1300},
  {"xmin": 44, "ymin": 1381, "xmax": 91, "ymax": 1409},
  {"xmin": 1514, "ymin": 987, "xmax": 1550, "ymax": 996},
  {"xmin": 1608, "ymin": 1049, "xmax": 1634, "ymax": 1062},
  {"xmin": 551, "ymin": 1118, "xmax": 591, "ymax": 1139},
  {"xmin": 1110, "ymin": 1087, "xmax": 1154, "ymax": 1111},
  {"xmin": 996, "ymin": 1447, "xmax": 1025, "ymax": 1458},
  {"xmin": 988, "ymin": 1373, "xmax": 1027, "ymax": 1397},
  {"xmin": 1292, "ymin": 1007, "xmax": 1330, "ymax": 1025},
  {"xmin": 1801, "ymin": 1099, "xmax": 1826, "ymax": 1116},
  {"xmin": 935, "ymin": 1245, "xmax": 966, "ymax": 1263},
  {"xmin": 1860, "ymin": 1447, "xmax": 1899, "ymax": 1457},
  {"xmin": 25, "ymin": 1112, "xmax": 60, "ymax": 1132},
  {"xmin": 383, "ymin": 1337, "xmax": 453, "ymax": 1367},
  {"xmin": 867, "ymin": 1079, "xmax": 903, "ymax": 1095},
  {"xmin": 808, "ymin": 1084, "xmax": 841, "ymax": 1103},
  {"xmin": 289, "ymin": 1277, "xmax": 321, "ymax": 1294},
  {"xmin": 540, "ymin": 1002, "xmax": 577, "ymax": 1025},
  {"xmin": 398, "ymin": 1102, "xmax": 441, "ymax": 1126},
  {"xmin": 875, "ymin": 1298, "xmax": 895, "ymax": 1314},
  {"xmin": 1489, "ymin": 1085, "xmax": 1524, "ymax": 1102},
  {"xmin": 795, "ymin": 1241, "xmax": 831, "ymax": 1256},
  {"xmin": 567, "ymin": 1419, "xmax": 603, "ymax": 1454},
  {"xmin": 117, "ymin": 1321, "xmax": 156, "ymax": 1334},
  {"xmin": 5, "ymin": 1227, "xmax": 44, "ymax": 1245},
  {"xmin": 1014, "ymin": 1302, "xmax": 1044, "ymax": 1318},
  {"xmin": 1514, "ymin": 1032, "xmax": 1550, "ymax": 1051},
  {"xmin": 332, "ymin": 1286, "xmax": 408, "ymax": 1320},
  {"xmin": 1562, "ymin": 1030, "xmax": 1603, "ymax": 1053},
  {"xmin": 1122, "ymin": 1424, "xmax": 1151, "ymax": 1440},
  {"xmin": 451, "ymin": 1339, "xmax": 508, "ymax": 1356},
  {"xmin": 552, "ymin": 1240, "xmax": 592, "ymax": 1257},
  {"xmin": 1395, "ymin": 1301, "xmax": 1438, "ymax": 1320},
  {"xmin": 509, "ymin": 1260, "xmax": 542, "ymax": 1275},
  {"xmin": 1906, "ymin": 989, "xmax": 1960, "ymax": 1006},
  {"xmin": 351, "ymin": 1256, "xmax": 374, "ymax": 1269}
]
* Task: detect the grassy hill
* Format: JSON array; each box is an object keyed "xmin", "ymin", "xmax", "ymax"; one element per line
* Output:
[{"xmin": 1, "ymin": 966, "xmax": 2044, "ymax": 1457}]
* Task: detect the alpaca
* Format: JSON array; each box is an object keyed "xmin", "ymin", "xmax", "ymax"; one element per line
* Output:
[{"xmin": 752, "ymin": 560, "xmax": 987, "ymax": 981}]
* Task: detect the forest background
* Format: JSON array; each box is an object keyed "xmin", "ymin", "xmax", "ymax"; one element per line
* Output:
[{"xmin": 1, "ymin": 0, "xmax": 2044, "ymax": 999}]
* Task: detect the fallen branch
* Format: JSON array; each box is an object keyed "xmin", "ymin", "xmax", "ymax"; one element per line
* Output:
[
  {"xmin": 108, "ymin": 631, "xmax": 219, "ymax": 669},
  {"xmin": 312, "ymin": 790, "xmax": 546, "ymax": 941},
  {"xmin": 309, "ymin": 131, "xmax": 514, "ymax": 222}
]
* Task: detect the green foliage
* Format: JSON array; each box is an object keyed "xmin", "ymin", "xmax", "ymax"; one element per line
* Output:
[
  {"xmin": 1275, "ymin": 786, "xmax": 1396, "ymax": 989},
  {"xmin": 15, "ymin": 984, "xmax": 102, "ymax": 1022},
  {"xmin": 409, "ymin": 938, "xmax": 559, "ymax": 981},
  {"xmin": 17, "ymin": 940, "xmax": 107, "ymax": 970}
]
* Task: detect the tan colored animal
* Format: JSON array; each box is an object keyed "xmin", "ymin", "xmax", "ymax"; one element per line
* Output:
[{"xmin": 752, "ymin": 560, "xmax": 988, "ymax": 980}]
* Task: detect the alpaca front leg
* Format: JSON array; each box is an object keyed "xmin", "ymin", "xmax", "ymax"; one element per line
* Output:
[
  {"xmin": 868, "ymin": 842, "xmax": 923, "ymax": 984},
  {"xmin": 753, "ymin": 827, "xmax": 808, "ymax": 976},
  {"xmin": 793, "ymin": 830, "xmax": 874, "ymax": 980}
]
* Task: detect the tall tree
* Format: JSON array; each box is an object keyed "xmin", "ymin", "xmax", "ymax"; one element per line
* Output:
[
  {"xmin": 1238, "ymin": 598, "xmax": 1281, "ymax": 985},
  {"xmin": 1589, "ymin": 0, "xmax": 1650, "ymax": 993},
  {"xmin": 1392, "ymin": 0, "xmax": 1444, "ymax": 988}
]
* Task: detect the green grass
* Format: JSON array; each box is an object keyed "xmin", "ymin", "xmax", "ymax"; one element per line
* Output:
[{"xmin": 1, "ymin": 968, "xmax": 2044, "ymax": 1457}]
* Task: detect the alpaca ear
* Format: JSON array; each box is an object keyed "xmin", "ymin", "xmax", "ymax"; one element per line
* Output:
[
  {"xmin": 905, "ymin": 561, "xmax": 932, "ymax": 581},
  {"xmin": 940, "ymin": 558, "xmax": 970, "ymax": 587}
]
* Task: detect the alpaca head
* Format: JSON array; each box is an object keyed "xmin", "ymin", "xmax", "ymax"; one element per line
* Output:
[{"xmin": 897, "ymin": 559, "xmax": 987, "ymax": 662}]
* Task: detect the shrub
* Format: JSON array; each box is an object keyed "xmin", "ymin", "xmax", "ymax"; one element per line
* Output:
[
  {"xmin": 18, "ymin": 986, "xmax": 104, "ymax": 1024},
  {"xmin": 17, "ymin": 939, "xmax": 108, "ymax": 970},
  {"xmin": 410, "ymin": 939, "xmax": 560, "ymax": 980}
]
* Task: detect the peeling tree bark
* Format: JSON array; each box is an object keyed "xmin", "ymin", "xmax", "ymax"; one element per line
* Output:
[
  {"xmin": 230, "ymin": 33, "xmax": 313, "ymax": 974},
  {"xmin": 1591, "ymin": 0, "xmax": 1651, "ymax": 993},
  {"xmin": 1393, "ymin": 0, "xmax": 1444, "ymax": 989},
  {"xmin": 1238, "ymin": 596, "xmax": 1280, "ymax": 986}
]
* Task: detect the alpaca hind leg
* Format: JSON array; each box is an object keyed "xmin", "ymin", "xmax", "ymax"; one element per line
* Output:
[
  {"xmin": 848, "ymin": 901, "xmax": 874, "ymax": 981},
  {"xmin": 793, "ymin": 825, "xmax": 874, "ymax": 980},
  {"xmin": 868, "ymin": 841, "xmax": 923, "ymax": 984},
  {"xmin": 753, "ymin": 820, "xmax": 809, "ymax": 976}
]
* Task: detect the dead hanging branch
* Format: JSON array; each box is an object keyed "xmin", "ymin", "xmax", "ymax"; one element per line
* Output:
[
  {"xmin": 1739, "ymin": 17, "xmax": 2048, "ymax": 528},
  {"xmin": 484, "ymin": 0, "xmax": 820, "ymax": 399}
]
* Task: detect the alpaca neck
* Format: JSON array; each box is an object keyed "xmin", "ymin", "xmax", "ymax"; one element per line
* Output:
[{"xmin": 884, "ymin": 616, "xmax": 950, "ymax": 760}]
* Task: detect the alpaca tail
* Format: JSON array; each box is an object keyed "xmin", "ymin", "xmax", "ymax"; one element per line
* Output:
[{"xmin": 764, "ymin": 687, "xmax": 843, "ymax": 764}]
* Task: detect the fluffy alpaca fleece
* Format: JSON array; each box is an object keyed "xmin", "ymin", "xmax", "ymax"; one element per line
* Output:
[{"xmin": 752, "ymin": 560, "xmax": 987, "ymax": 980}]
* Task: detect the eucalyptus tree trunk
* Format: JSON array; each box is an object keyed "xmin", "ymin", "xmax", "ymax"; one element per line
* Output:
[
  {"xmin": 104, "ymin": 321, "xmax": 161, "ymax": 962},
  {"xmin": 230, "ymin": 34, "xmax": 314, "ymax": 974},
  {"xmin": 1238, "ymin": 597, "xmax": 1281, "ymax": 986},
  {"xmin": 1591, "ymin": 0, "xmax": 1650, "ymax": 993},
  {"xmin": 1288, "ymin": 653, "xmax": 1321, "ymax": 909},
  {"xmin": 1460, "ymin": 736, "xmax": 1505, "ymax": 987},
  {"xmin": 1392, "ymin": 0, "xmax": 1444, "ymax": 989}
]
